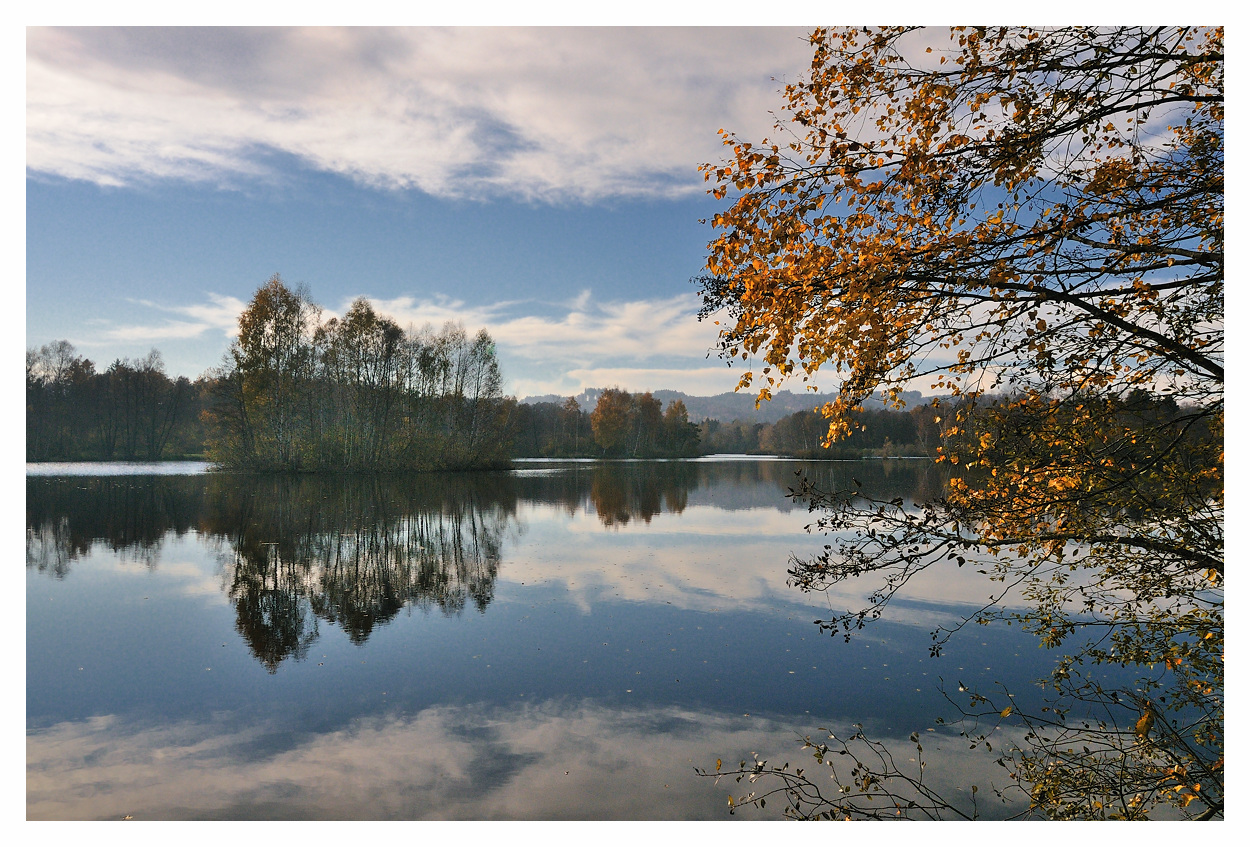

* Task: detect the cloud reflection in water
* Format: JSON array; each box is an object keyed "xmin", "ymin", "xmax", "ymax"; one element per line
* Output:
[{"xmin": 27, "ymin": 700, "xmax": 1019, "ymax": 820}]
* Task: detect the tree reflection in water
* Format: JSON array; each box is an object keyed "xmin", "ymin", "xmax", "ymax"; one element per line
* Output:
[
  {"xmin": 27, "ymin": 473, "xmax": 518, "ymax": 672},
  {"xmin": 206, "ymin": 474, "xmax": 516, "ymax": 671},
  {"xmin": 26, "ymin": 475, "xmax": 206, "ymax": 577},
  {"xmin": 26, "ymin": 459, "xmax": 951, "ymax": 671},
  {"xmin": 587, "ymin": 462, "xmax": 693, "ymax": 528}
]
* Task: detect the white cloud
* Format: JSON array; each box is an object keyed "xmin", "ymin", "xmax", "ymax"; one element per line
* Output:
[
  {"xmin": 159, "ymin": 294, "xmax": 250, "ymax": 333},
  {"xmin": 365, "ymin": 291, "xmax": 725, "ymax": 395},
  {"xmin": 99, "ymin": 319, "xmax": 220, "ymax": 343},
  {"xmin": 26, "ymin": 27, "xmax": 813, "ymax": 202},
  {"xmin": 98, "ymin": 294, "xmax": 249, "ymax": 344},
  {"xmin": 391, "ymin": 292, "xmax": 715, "ymax": 359},
  {"xmin": 68, "ymin": 288, "xmax": 732, "ymax": 394}
]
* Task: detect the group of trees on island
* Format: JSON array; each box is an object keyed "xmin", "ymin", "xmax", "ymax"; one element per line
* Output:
[{"xmin": 207, "ymin": 276, "xmax": 512, "ymax": 471}]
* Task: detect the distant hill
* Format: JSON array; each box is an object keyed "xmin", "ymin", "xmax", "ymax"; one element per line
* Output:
[{"xmin": 519, "ymin": 387, "xmax": 927, "ymax": 424}]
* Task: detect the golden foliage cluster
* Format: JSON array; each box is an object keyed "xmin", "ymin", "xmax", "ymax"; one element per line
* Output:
[
  {"xmin": 701, "ymin": 25, "xmax": 1221, "ymax": 431},
  {"xmin": 700, "ymin": 26, "xmax": 1222, "ymax": 820}
]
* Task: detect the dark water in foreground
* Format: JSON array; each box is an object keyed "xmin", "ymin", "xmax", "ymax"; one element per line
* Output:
[{"xmin": 27, "ymin": 458, "xmax": 1050, "ymax": 820}]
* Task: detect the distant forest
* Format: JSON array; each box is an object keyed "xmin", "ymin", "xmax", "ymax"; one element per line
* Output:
[
  {"xmin": 26, "ymin": 337, "xmax": 947, "ymax": 466},
  {"xmin": 29, "ymin": 325, "xmax": 1189, "ymax": 467},
  {"xmin": 522, "ymin": 386, "xmax": 927, "ymax": 425},
  {"xmin": 512, "ymin": 393, "xmax": 946, "ymax": 459},
  {"xmin": 21, "ymin": 339, "xmax": 960, "ymax": 468},
  {"xmin": 35, "ymin": 277, "xmax": 1184, "ymax": 467}
]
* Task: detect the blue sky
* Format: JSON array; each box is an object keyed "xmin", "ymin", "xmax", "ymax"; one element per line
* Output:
[{"xmin": 26, "ymin": 25, "xmax": 817, "ymax": 398}]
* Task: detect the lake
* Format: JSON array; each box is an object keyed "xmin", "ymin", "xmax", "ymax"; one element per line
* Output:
[{"xmin": 27, "ymin": 458, "xmax": 1051, "ymax": 820}]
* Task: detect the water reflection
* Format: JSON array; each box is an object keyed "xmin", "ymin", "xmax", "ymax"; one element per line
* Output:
[
  {"xmin": 28, "ymin": 474, "xmax": 517, "ymax": 671},
  {"xmin": 25, "ymin": 698, "xmax": 1019, "ymax": 820},
  {"xmin": 26, "ymin": 475, "xmax": 206, "ymax": 577},
  {"xmin": 205, "ymin": 476, "xmax": 515, "ymax": 670},
  {"xmin": 586, "ymin": 462, "xmax": 692, "ymax": 527},
  {"xmin": 29, "ymin": 459, "xmax": 1022, "ymax": 820},
  {"xmin": 516, "ymin": 457, "xmax": 950, "ymax": 518},
  {"xmin": 26, "ymin": 459, "xmax": 951, "ymax": 673}
]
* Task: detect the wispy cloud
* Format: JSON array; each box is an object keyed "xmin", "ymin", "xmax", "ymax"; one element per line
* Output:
[
  {"xmin": 370, "ymin": 291, "xmax": 716, "ymax": 358},
  {"xmin": 99, "ymin": 294, "xmax": 249, "ymax": 343},
  {"xmin": 27, "ymin": 27, "xmax": 812, "ymax": 202},
  {"xmin": 366, "ymin": 291, "xmax": 723, "ymax": 395},
  {"xmin": 71, "ymin": 289, "xmax": 730, "ymax": 395}
]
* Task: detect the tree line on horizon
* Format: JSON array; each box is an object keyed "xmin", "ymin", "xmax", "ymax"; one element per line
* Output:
[
  {"xmin": 26, "ymin": 341, "xmax": 209, "ymax": 462},
  {"xmin": 27, "ymin": 298, "xmax": 1197, "ymax": 467},
  {"xmin": 27, "ymin": 272, "xmax": 951, "ymax": 466}
]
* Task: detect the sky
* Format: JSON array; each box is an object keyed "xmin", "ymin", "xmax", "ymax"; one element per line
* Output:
[
  {"xmin": 26, "ymin": 25, "xmax": 820, "ymax": 399},
  {"xmin": 25, "ymin": 10, "xmax": 1220, "ymax": 402}
]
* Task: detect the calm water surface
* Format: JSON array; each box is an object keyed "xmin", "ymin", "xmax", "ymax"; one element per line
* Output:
[{"xmin": 27, "ymin": 458, "xmax": 1048, "ymax": 820}]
